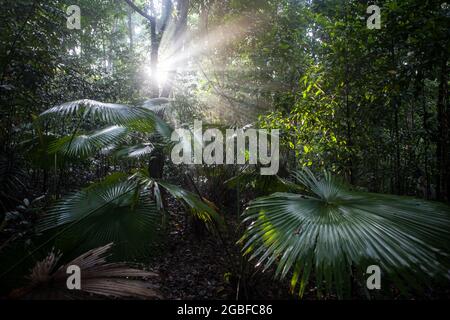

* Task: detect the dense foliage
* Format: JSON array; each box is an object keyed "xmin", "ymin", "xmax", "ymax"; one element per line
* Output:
[{"xmin": 0, "ymin": 0, "xmax": 449, "ymax": 300}]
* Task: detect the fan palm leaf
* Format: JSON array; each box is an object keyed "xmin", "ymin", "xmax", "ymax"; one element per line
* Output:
[
  {"xmin": 113, "ymin": 143, "xmax": 155, "ymax": 159},
  {"xmin": 157, "ymin": 181, "xmax": 224, "ymax": 228},
  {"xmin": 40, "ymin": 99, "xmax": 173, "ymax": 139},
  {"xmin": 142, "ymin": 97, "xmax": 171, "ymax": 114},
  {"xmin": 240, "ymin": 169, "xmax": 450, "ymax": 298},
  {"xmin": 49, "ymin": 125, "xmax": 129, "ymax": 158},
  {"xmin": 128, "ymin": 170, "xmax": 223, "ymax": 228},
  {"xmin": 9, "ymin": 243, "xmax": 160, "ymax": 299},
  {"xmin": 37, "ymin": 181, "xmax": 162, "ymax": 259},
  {"xmin": 40, "ymin": 99, "xmax": 147, "ymax": 126}
]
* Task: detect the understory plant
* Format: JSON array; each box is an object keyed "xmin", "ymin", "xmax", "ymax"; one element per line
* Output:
[
  {"xmin": 34, "ymin": 99, "xmax": 223, "ymax": 259},
  {"xmin": 240, "ymin": 169, "xmax": 450, "ymax": 298}
]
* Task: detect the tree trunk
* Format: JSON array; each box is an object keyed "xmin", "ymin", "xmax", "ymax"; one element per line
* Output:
[
  {"xmin": 436, "ymin": 53, "xmax": 449, "ymax": 201},
  {"xmin": 343, "ymin": 3, "xmax": 355, "ymax": 185},
  {"xmin": 150, "ymin": 8, "xmax": 159, "ymax": 98},
  {"xmin": 160, "ymin": 0, "xmax": 189, "ymax": 98},
  {"xmin": 127, "ymin": 6, "xmax": 134, "ymax": 51}
]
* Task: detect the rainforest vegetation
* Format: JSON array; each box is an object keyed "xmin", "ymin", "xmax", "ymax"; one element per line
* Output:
[{"xmin": 0, "ymin": 0, "xmax": 449, "ymax": 300}]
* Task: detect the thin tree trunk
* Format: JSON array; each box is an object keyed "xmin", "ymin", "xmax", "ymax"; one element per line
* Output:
[
  {"xmin": 127, "ymin": 6, "xmax": 134, "ymax": 51},
  {"xmin": 389, "ymin": 39, "xmax": 402, "ymax": 194},
  {"xmin": 343, "ymin": 4, "xmax": 354, "ymax": 184},
  {"xmin": 150, "ymin": 16, "xmax": 159, "ymax": 98},
  {"xmin": 436, "ymin": 53, "xmax": 449, "ymax": 201},
  {"xmin": 161, "ymin": 0, "xmax": 189, "ymax": 98},
  {"xmin": 394, "ymin": 99, "xmax": 401, "ymax": 194}
]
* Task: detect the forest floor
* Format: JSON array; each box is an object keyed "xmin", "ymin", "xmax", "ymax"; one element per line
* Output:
[
  {"xmin": 147, "ymin": 198, "xmax": 294, "ymax": 300},
  {"xmin": 146, "ymin": 197, "xmax": 450, "ymax": 300}
]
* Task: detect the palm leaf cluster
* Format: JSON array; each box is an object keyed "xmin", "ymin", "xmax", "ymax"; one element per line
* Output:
[
  {"xmin": 36, "ymin": 174, "xmax": 224, "ymax": 259},
  {"xmin": 41, "ymin": 99, "xmax": 155, "ymax": 127},
  {"xmin": 34, "ymin": 99, "xmax": 223, "ymax": 260},
  {"xmin": 131, "ymin": 169, "xmax": 224, "ymax": 228},
  {"xmin": 40, "ymin": 99, "xmax": 172, "ymax": 160},
  {"xmin": 240, "ymin": 169, "xmax": 450, "ymax": 298}
]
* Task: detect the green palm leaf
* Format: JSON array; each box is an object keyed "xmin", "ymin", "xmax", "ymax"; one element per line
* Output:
[
  {"xmin": 40, "ymin": 99, "xmax": 147, "ymax": 125},
  {"xmin": 113, "ymin": 143, "xmax": 155, "ymax": 159},
  {"xmin": 37, "ymin": 181, "xmax": 162, "ymax": 260},
  {"xmin": 40, "ymin": 99, "xmax": 173, "ymax": 138},
  {"xmin": 144, "ymin": 113, "xmax": 173, "ymax": 140},
  {"xmin": 129, "ymin": 170, "xmax": 224, "ymax": 229},
  {"xmin": 50, "ymin": 125, "xmax": 128, "ymax": 158},
  {"xmin": 142, "ymin": 98, "xmax": 171, "ymax": 113},
  {"xmin": 157, "ymin": 181, "xmax": 224, "ymax": 228},
  {"xmin": 240, "ymin": 169, "xmax": 450, "ymax": 298}
]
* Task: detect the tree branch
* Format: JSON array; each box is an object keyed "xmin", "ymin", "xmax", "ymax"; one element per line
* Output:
[
  {"xmin": 123, "ymin": 0, "xmax": 155, "ymax": 23},
  {"xmin": 159, "ymin": 0, "xmax": 173, "ymax": 36}
]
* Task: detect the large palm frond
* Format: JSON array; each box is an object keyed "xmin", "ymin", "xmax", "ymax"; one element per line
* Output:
[
  {"xmin": 37, "ymin": 181, "xmax": 162, "ymax": 260},
  {"xmin": 142, "ymin": 97, "xmax": 171, "ymax": 114},
  {"xmin": 125, "ymin": 169, "xmax": 224, "ymax": 228},
  {"xmin": 40, "ymin": 99, "xmax": 147, "ymax": 126},
  {"xmin": 9, "ymin": 243, "xmax": 160, "ymax": 299},
  {"xmin": 240, "ymin": 169, "xmax": 450, "ymax": 298},
  {"xmin": 157, "ymin": 181, "xmax": 224, "ymax": 229},
  {"xmin": 40, "ymin": 99, "xmax": 172, "ymax": 139},
  {"xmin": 113, "ymin": 143, "xmax": 155, "ymax": 159},
  {"xmin": 49, "ymin": 125, "xmax": 129, "ymax": 158},
  {"xmin": 128, "ymin": 169, "xmax": 224, "ymax": 229}
]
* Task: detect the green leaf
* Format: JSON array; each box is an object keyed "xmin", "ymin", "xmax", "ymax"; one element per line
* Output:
[
  {"xmin": 50, "ymin": 126, "xmax": 128, "ymax": 158},
  {"xmin": 157, "ymin": 181, "xmax": 224, "ymax": 228},
  {"xmin": 142, "ymin": 98, "xmax": 171, "ymax": 113},
  {"xmin": 240, "ymin": 169, "xmax": 450, "ymax": 298},
  {"xmin": 37, "ymin": 181, "xmax": 162, "ymax": 260},
  {"xmin": 40, "ymin": 100, "xmax": 173, "ymax": 139},
  {"xmin": 113, "ymin": 143, "xmax": 155, "ymax": 159},
  {"xmin": 40, "ymin": 100, "xmax": 149, "ymax": 126}
]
